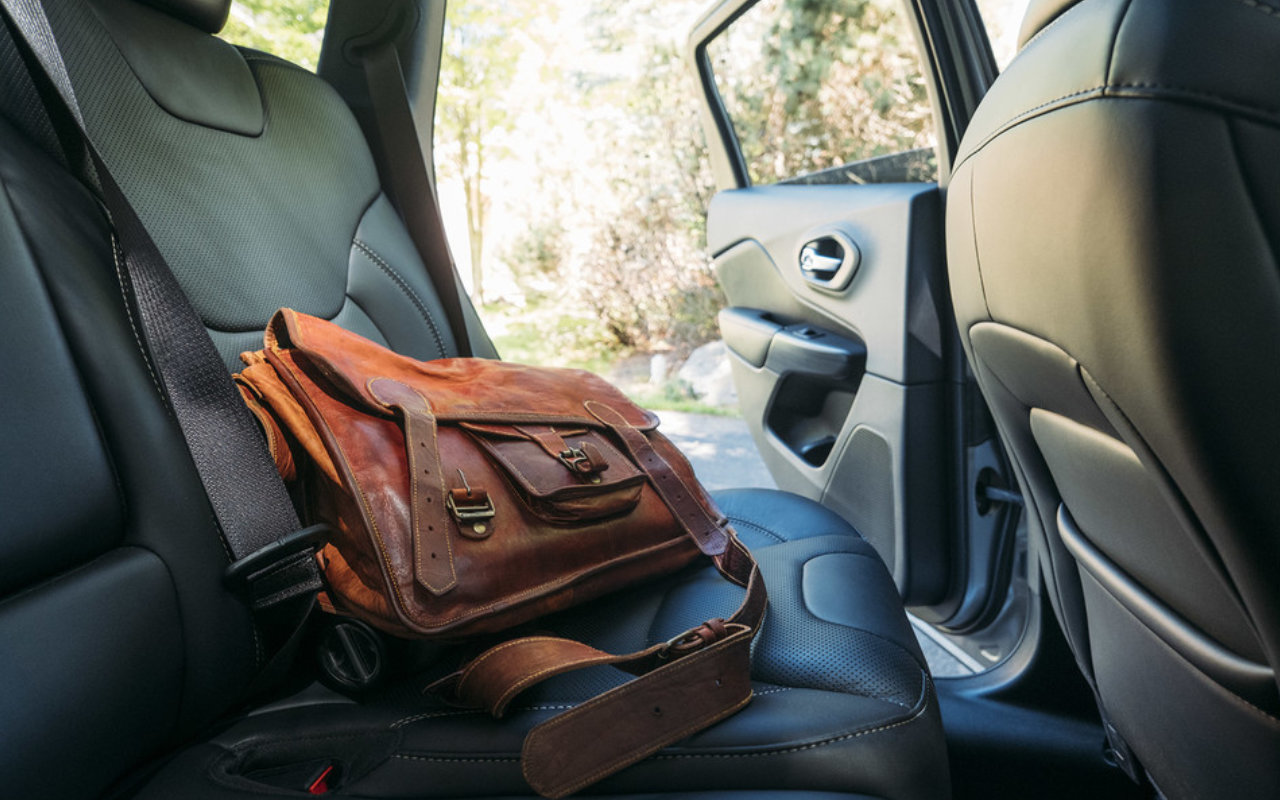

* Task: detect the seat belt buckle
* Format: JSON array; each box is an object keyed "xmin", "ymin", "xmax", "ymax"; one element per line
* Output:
[{"xmin": 224, "ymin": 523, "xmax": 332, "ymax": 590}]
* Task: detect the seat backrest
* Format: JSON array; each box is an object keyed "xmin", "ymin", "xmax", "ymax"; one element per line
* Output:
[
  {"xmin": 0, "ymin": 109, "xmax": 261, "ymax": 797},
  {"xmin": 946, "ymin": 0, "xmax": 1280, "ymax": 796},
  {"xmin": 32, "ymin": 0, "xmax": 469, "ymax": 368}
]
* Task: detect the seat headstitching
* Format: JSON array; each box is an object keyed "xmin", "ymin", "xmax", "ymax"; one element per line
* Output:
[
  {"xmin": 135, "ymin": 0, "xmax": 229, "ymax": 34},
  {"xmin": 1017, "ymin": 0, "xmax": 1085, "ymax": 49}
]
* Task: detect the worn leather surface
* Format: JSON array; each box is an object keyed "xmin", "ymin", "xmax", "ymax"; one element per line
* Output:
[
  {"xmin": 236, "ymin": 310, "xmax": 776, "ymax": 795},
  {"xmin": 948, "ymin": 0, "xmax": 1280, "ymax": 795},
  {"xmin": 238, "ymin": 309, "xmax": 719, "ymax": 640}
]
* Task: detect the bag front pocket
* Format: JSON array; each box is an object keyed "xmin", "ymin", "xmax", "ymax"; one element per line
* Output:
[{"xmin": 460, "ymin": 423, "xmax": 645, "ymax": 523}]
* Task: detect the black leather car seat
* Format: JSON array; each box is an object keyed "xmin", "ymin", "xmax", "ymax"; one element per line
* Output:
[
  {"xmin": 0, "ymin": 0, "xmax": 948, "ymax": 797},
  {"xmin": 946, "ymin": 0, "xmax": 1280, "ymax": 796}
]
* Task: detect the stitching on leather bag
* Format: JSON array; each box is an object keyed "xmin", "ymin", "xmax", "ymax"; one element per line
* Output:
[
  {"xmin": 394, "ymin": 381, "xmax": 456, "ymax": 595},
  {"xmin": 492, "ymin": 651, "xmax": 623, "ymax": 716},
  {"xmin": 477, "ymin": 428, "xmax": 642, "ymax": 497},
  {"xmin": 409, "ymin": 535, "xmax": 694, "ymax": 629},
  {"xmin": 352, "ymin": 239, "xmax": 447, "ymax": 357},
  {"xmin": 456, "ymin": 636, "xmax": 576, "ymax": 700},
  {"xmin": 320, "ymin": 423, "xmax": 403, "ymax": 605},
  {"xmin": 282, "ymin": 359, "xmax": 415, "ymax": 618},
  {"xmin": 521, "ymin": 635, "xmax": 748, "ymax": 785}
]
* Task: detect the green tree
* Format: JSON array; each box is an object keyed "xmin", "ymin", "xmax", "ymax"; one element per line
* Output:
[
  {"xmin": 435, "ymin": 0, "xmax": 535, "ymax": 304},
  {"xmin": 708, "ymin": 0, "xmax": 935, "ymax": 184}
]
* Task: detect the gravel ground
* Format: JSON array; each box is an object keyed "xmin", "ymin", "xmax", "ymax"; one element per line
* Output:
[{"xmin": 652, "ymin": 410, "xmax": 775, "ymax": 492}]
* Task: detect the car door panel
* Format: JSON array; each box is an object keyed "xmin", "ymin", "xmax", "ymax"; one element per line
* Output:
[{"xmin": 709, "ymin": 183, "xmax": 951, "ymax": 605}]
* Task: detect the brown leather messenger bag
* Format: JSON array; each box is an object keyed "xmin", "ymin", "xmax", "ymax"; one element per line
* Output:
[{"xmin": 234, "ymin": 309, "xmax": 767, "ymax": 798}]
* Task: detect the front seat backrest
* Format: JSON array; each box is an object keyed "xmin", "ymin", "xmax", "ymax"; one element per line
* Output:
[{"xmin": 946, "ymin": 0, "xmax": 1280, "ymax": 796}]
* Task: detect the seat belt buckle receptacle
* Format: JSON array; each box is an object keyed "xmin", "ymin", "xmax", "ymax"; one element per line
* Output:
[{"xmin": 224, "ymin": 523, "xmax": 332, "ymax": 589}]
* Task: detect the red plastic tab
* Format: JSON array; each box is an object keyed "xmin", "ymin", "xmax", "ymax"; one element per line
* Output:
[{"xmin": 307, "ymin": 765, "xmax": 334, "ymax": 795}]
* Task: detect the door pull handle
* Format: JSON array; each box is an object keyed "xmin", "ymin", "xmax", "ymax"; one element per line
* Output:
[
  {"xmin": 800, "ymin": 245, "xmax": 843, "ymax": 281},
  {"xmin": 797, "ymin": 233, "xmax": 860, "ymax": 292}
]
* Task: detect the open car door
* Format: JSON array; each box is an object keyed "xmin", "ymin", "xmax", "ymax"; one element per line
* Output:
[{"xmin": 688, "ymin": 0, "xmax": 1018, "ymax": 643}]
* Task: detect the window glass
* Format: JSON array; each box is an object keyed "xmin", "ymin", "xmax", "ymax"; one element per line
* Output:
[
  {"xmin": 974, "ymin": 0, "xmax": 1033, "ymax": 71},
  {"xmin": 216, "ymin": 1, "xmax": 330, "ymax": 71},
  {"xmin": 705, "ymin": 0, "xmax": 937, "ymax": 186}
]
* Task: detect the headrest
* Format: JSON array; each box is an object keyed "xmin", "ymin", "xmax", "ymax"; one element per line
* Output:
[
  {"xmin": 1017, "ymin": 0, "xmax": 1085, "ymax": 50},
  {"xmin": 135, "ymin": 0, "xmax": 230, "ymax": 34}
]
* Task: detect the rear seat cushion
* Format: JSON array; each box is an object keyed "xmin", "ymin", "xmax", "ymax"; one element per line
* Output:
[{"xmin": 129, "ymin": 491, "xmax": 947, "ymax": 800}]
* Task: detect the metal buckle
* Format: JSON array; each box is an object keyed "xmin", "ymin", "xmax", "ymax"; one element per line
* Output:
[
  {"xmin": 224, "ymin": 523, "xmax": 332, "ymax": 588},
  {"xmin": 446, "ymin": 492, "xmax": 496, "ymax": 522},
  {"xmin": 557, "ymin": 446, "xmax": 591, "ymax": 473}
]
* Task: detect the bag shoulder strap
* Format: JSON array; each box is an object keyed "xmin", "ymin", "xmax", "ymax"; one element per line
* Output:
[
  {"xmin": 431, "ymin": 411, "xmax": 767, "ymax": 799},
  {"xmin": 358, "ymin": 41, "xmax": 473, "ymax": 357},
  {"xmin": 0, "ymin": 0, "xmax": 322, "ymax": 610},
  {"xmin": 452, "ymin": 539, "xmax": 764, "ymax": 799}
]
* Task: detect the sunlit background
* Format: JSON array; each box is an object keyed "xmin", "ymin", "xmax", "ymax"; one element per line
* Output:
[{"xmin": 220, "ymin": 0, "xmax": 1030, "ymax": 421}]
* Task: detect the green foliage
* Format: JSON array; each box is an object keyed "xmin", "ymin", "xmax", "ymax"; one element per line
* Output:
[
  {"xmin": 708, "ymin": 0, "xmax": 935, "ymax": 184},
  {"xmin": 218, "ymin": 0, "xmax": 329, "ymax": 70},
  {"xmin": 225, "ymin": 0, "xmax": 940, "ymax": 383},
  {"xmin": 484, "ymin": 297, "xmax": 621, "ymax": 375},
  {"xmin": 623, "ymin": 389, "xmax": 737, "ymax": 417}
]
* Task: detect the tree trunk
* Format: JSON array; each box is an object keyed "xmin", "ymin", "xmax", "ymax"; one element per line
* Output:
[{"xmin": 468, "ymin": 137, "xmax": 486, "ymax": 305}]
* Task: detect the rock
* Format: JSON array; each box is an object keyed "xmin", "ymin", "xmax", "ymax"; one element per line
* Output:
[
  {"xmin": 676, "ymin": 340, "xmax": 738, "ymax": 407},
  {"xmin": 649, "ymin": 352, "xmax": 671, "ymax": 384}
]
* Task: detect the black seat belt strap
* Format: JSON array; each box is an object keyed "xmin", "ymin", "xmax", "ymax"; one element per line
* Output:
[
  {"xmin": 0, "ymin": 0, "xmax": 322, "ymax": 612},
  {"xmin": 358, "ymin": 41, "xmax": 474, "ymax": 357}
]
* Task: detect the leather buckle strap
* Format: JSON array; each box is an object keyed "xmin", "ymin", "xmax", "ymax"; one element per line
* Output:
[
  {"xmin": 583, "ymin": 400, "xmax": 728, "ymax": 556},
  {"xmin": 438, "ymin": 538, "xmax": 767, "ymax": 798},
  {"xmin": 224, "ymin": 523, "xmax": 331, "ymax": 609}
]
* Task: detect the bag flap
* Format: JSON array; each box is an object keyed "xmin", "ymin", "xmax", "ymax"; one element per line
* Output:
[
  {"xmin": 460, "ymin": 423, "xmax": 643, "ymax": 499},
  {"xmin": 265, "ymin": 309, "xmax": 658, "ymax": 430}
]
